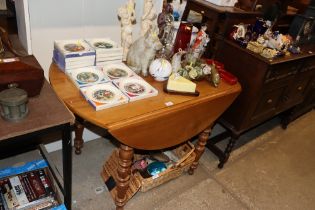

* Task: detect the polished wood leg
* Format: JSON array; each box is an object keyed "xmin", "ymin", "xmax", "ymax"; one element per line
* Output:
[
  {"xmin": 115, "ymin": 144, "xmax": 134, "ymax": 210},
  {"xmin": 188, "ymin": 126, "xmax": 212, "ymax": 175},
  {"xmin": 74, "ymin": 120, "xmax": 84, "ymax": 155}
]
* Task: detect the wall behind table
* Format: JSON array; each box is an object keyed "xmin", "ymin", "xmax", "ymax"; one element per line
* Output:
[{"xmin": 23, "ymin": 0, "xmax": 162, "ymax": 151}]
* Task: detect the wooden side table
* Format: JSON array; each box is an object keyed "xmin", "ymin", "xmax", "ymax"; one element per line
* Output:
[
  {"xmin": 0, "ymin": 80, "xmax": 75, "ymax": 210},
  {"xmin": 49, "ymin": 63, "xmax": 241, "ymax": 210}
]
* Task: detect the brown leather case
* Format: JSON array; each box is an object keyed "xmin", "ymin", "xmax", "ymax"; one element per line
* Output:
[{"xmin": 0, "ymin": 55, "xmax": 44, "ymax": 97}]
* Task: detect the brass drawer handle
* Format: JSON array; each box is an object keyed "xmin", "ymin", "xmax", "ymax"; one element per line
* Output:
[
  {"xmin": 201, "ymin": 10, "xmax": 205, "ymax": 14},
  {"xmin": 297, "ymin": 86, "xmax": 303, "ymax": 91},
  {"xmin": 267, "ymin": 99, "xmax": 273, "ymax": 104}
]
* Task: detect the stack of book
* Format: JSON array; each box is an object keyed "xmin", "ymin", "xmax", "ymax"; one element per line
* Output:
[
  {"xmin": 0, "ymin": 160, "xmax": 63, "ymax": 210},
  {"xmin": 53, "ymin": 39, "xmax": 96, "ymax": 71},
  {"xmin": 78, "ymin": 63, "xmax": 158, "ymax": 111},
  {"xmin": 85, "ymin": 38, "xmax": 123, "ymax": 65}
]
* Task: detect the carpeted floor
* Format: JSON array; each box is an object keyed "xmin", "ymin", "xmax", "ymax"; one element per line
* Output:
[{"xmin": 1, "ymin": 110, "xmax": 315, "ymax": 210}]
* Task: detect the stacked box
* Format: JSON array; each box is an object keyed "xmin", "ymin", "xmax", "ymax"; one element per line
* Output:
[
  {"xmin": 53, "ymin": 39, "xmax": 96, "ymax": 71},
  {"xmin": 85, "ymin": 38, "xmax": 123, "ymax": 65}
]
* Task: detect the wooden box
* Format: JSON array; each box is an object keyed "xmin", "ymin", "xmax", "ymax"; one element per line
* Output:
[{"xmin": 0, "ymin": 55, "xmax": 44, "ymax": 97}]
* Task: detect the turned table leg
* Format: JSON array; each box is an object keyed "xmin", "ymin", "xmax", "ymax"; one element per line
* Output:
[
  {"xmin": 115, "ymin": 144, "xmax": 134, "ymax": 210},
  {"xmin": 188, "ymin": 126, "xmax": 212, "ymax": 175},
  {"xmin": 74, "ymin": 120, "xmax": 84, "ymax": 155}
]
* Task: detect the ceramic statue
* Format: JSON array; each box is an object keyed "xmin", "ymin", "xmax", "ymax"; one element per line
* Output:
[
  {"xmin": 118, "ymin": 2, "xmax": 136, "ymax": 61},
  {"xmin": 141, "ymin": 0, "xmax": 157, "ymax": 36},
  {"xmin": 192, "ymin": 25, "xmax": 210, "ymax": 58},
  {"xmin": 126, "ymin": 28, "xmax": 163, "ymax": 76},
  {"xmin": 171, "ymin": 49, "xmax": 186, "ymax": 73}
]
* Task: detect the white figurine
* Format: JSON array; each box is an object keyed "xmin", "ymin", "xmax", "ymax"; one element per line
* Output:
[
  {"xmin": 126, "ymin": 27, "xmax": 163, "ymax": 76},
  {"xmin": 127, "ymin": 0, "xmax": 136, "ymax": 24},
  {"xmin": 118, "ymin": 2, "xmax": 136, "ymax": 61},
  {"xmin": 192, "ymin": 25, "xmax": 210, "ymax": 58},
  {"xmin": 171, "ymin": 49, "xmax": 186, "ymax": 73},
  {"xmin": 141, "ymin": 0, "xmax": 157, "ymax": 36}
]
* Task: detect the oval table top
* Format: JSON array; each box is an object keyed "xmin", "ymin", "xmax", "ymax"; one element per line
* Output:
[{"xmin": 49, "ymin": 63, "xmax": 241, "ymax": 150}]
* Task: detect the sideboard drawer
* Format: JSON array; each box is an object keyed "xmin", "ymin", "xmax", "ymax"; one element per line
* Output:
[
  {"xmin": 276, "ymin": 75, "xmax": 310, "ymax": 112},
  {"xmin": 301, "ymin": 57, "xmax": 315, "ymax": 73},
  {"xmin": 251, "ymin": 86, "xmax": 286, "ymax": 122},
  {"xmin": 265, "ymin": 62, "xmax": 300, "ymax": 83}
]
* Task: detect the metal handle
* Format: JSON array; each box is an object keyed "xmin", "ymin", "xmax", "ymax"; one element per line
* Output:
[
  {"xmin": 267, "ymin": 99, "xmax": 273, "ymax": 104},
  {"xmin": 297, "ymin": 86, "xmax": 303, "ymax": 91},
  {"xmin": 8, "ymin": 83, "xmax": 18, "ymax": 89}
]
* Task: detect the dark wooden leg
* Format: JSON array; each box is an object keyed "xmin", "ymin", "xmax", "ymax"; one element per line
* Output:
[
  {"xmin": 188, "ymin": 126, "xmax": 212, "ymax": 175},
  {"xmin": 115, "ymin": 144, "xmax": 134, "ymax": 210},
  {"xmin": 74, "ymin": 120, "xmax": 84, "ymax": 155},
  {"xmin": 62, "ymin": 123, "xmax": 72, "ymax": 210},
  {"xmin": 218, "ymin": 134, "xmax": 238, "ymax": 168}
]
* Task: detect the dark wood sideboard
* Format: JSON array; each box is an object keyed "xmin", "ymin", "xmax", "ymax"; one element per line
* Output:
[{"xmin": 209, "ymin": 39, "xmax": 315, "ymax": 167}]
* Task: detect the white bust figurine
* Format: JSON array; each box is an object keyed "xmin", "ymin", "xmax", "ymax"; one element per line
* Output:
[
  {"xmin": 118, "ymin": 3, "xmax": 135, "ymax": 61},
  {"xmin": 141, "ymin": 0, "xmax": 157, "ymax": 36}
]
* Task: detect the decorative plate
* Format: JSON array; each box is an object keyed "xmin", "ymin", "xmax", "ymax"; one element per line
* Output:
[
  {"xmin": 85, "ymin": 84, "xmax": 121, "ymax": 104},
  {"xmin": 88, "ymin": 38, "xmax": 118, "ymax": 49},
  {"xmin": 119, "ymin": 78, "xmax": 150, "ymax": 96},
  {"xmin": 71, "ymin": 67, "xmax": 105, "ymax": 85},
  {"xmin": 93, "ymin": 41, "xmax": 113, "ymax": 49},
  {"xmin": 103, "ymin": 63, "xmax": 132, "ymax": 79},
  {"xmin": 64, "ymin": 43, "xmax": 85, "ymax": 52}
]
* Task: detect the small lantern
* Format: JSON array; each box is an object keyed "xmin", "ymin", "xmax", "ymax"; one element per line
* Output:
[{"xmin": 0, "ymin": 83, "xmax": 28, "ymax": 122}]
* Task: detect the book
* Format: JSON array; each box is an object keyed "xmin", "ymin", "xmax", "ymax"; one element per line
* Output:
[
  {"xmin": 27, "ymin": 172, "xmax": 46, "ymax": 199},
  {"xmin": 66, "ymin": 66, "xmax": 108, "ymax": 88},
  {"xmin": 53, "ymin": 49, "xmax": 95, "ymax": 71},
  {"xmin": 114, "ymin": 77, "xmax": 158, "ymax": 102},
  {"xmin": 96, "ymin": 53, "xmax": 123, "ymax": 60},
  {"xmin": 80, "ymin": 82, "xmax": 129, "ymax": 111},
  {"xmin": 53, "ymin": 39, "xmax": 96, "ymax": 71},
  {"xmin": 16, "ymin": 195, "xmax": 58, "ymax": 210},
  {"xmin": 96, "ymin": 55, "xmax": 123, "ymax": 63},
  {"xmin": 20, "ymin": 174, "xmax": 37, "ymax": 202},
  {"xmin": 9, "ymin": 176, "xmax": 29, "ymax": 206},
  {"xmin": 0, "ymin": 191, "xmax": 5, "ymax": 210},
  {"xmin": 53, "ymin": 50, "xmax": 95, "ymax": 63},
  {"xmin": 37, "ymin": 170, "xmax": 54, "ymax": 196},
  {"xmin": 96, "ymin": 60, "xmax": 123, "ymax": 66},
  {"xmin": 1, "ymin": 179, "xmax": 19, "ymax": 209}
]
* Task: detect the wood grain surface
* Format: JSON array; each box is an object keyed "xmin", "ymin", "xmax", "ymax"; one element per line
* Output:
[{"xmin": 49, "ymin": 63, "xmax": 241, "ymax": 150}]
